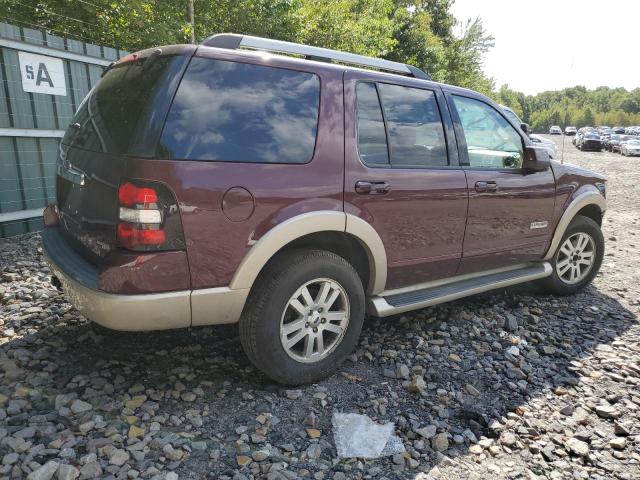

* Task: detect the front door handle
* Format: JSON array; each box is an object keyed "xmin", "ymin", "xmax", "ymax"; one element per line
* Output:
[
  {"xmin": 355, "ymin": 181, "xmax": 390, "ymax": 195},
  {"xmin": 475, "ymin": 181, "xmax": 498, "ymax": 193}
]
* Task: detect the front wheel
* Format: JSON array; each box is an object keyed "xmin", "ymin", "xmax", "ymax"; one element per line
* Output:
[
  {"xmin": 239, "ymin": 249, "xmax": 365, "ymax": 384},
  {"xmin": 537, "ymin": 215, "xmax": 604, "ymax": 295}
]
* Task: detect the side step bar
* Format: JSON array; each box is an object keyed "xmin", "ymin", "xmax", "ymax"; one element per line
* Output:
[{"xmin": 368, "ymin": 262, "xmax": 552, "ymax": 317}]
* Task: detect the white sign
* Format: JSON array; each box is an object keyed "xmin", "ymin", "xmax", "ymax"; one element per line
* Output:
[{"xmin": 18, "ymin": 51, "xmax": 67, "ymax": 96}]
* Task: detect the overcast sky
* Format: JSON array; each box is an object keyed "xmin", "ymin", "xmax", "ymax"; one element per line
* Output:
[{"xmin": 450, "ymin": 0, "xmax": 640, "ymax": 95}]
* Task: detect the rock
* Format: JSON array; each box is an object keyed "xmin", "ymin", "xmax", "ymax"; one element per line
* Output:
[
  {"xmin": 431, "ymin": 433, "xmax": 449, "ymax": 452},
  {"xmin": 27, "ymin": 461, "xmax": 59, "ymax": 480},
  {"xmin": 109, "ymin": 449, "xmax": 130, "ymax": 466},
  {"xmin": 306, "ymin": 443, "xmax": 323, "ymax": 460},
  {"xmin": 415, "ymin": 425, "xmax": 437, "ymax": 439},
  {"xmin": 504, "ymin": 314, "xmax": 518, "ymax": 331},
  {"xmin": 236, "ymin": 455, "xmax": 251, "ymax": 467},
  {"xmin": 465, "ymin": 384, "xmax": 481, "ymax": 396},
  {"xmin": 284, "ymin": 390, "xmax": 303, "ymax": 400},
  {"xmin": 469, "ymin": 445, "xmax": 483, "ymax": 454},
  {"xmin": 79, "ymin": 461, "xmax": 102, "ymax": 479},
  {"xmin": 57, "ymin": 464, "xmax": 80, "ymax": 480},
  {"xmin": 3, "ymin": 452, "xmax": 19, "ymax": 465},
  {"xmin": 500, "ymin": 432, "xmax": 517, "ymax": 447},
  {"xmin": 162, "ymin": 444, "xmax": 183, "ymax": 461},
  {"xmin": 70, "ymin": 400, "xmax": 92, "ymax": 414},
  {"xmin": 565, "ymin": 438, "xmax": 589, "ymax": 457},
  {"xmin": 124, "ymin": 395, "xmax": 147, "ymax": 409},
  {"xmin": 506, "ymin": 346, "xmax": 520, "ymax": 357},
  {"xmin": 306, "ymin": 428, "xmax": 321, "ymax": 439},
  {"xmin": 396, "ymin": 364, "xmax": 410, "ymax": 379},
  {"xmin": 128, "ymin": 425, "xmax": 145, "ymax": 439},
  {"xmin": 251, "ymin": 450, "xmax": 269, "ymax": 461},
  {"xmin": 181, "ymin": 392, "xmax": 196, "ymax": 402},
  {"xmin": 610, "ymin": 437, "xmax": 626, "ymax": 450},
  {"xmin": 406, "ymin": 375, "xmax": 427, "ymax": 393},
  {"xmin": 595, "ymin": 404, "xmax": 619, "ymax": 419},
  {"xmin": 572, "ymin": 407, "xmax": 590, "ymax": 424}
]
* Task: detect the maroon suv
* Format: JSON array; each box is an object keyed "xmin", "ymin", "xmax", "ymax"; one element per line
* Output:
[{"xmin": 43, "ymin": 34, "xmax": 607, "ymax": 384}]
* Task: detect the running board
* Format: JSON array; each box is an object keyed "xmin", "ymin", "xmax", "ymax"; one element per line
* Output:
[{"xmin": 368, "ymin": 262, "xmax": 552, "ymax": 317}]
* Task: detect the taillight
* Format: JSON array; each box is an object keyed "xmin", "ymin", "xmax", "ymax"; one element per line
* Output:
[{"xmin": 116, "ymin": 180, "xmax": 184, "ymax": 251}]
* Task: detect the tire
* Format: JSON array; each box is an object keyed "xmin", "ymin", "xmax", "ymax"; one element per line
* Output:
[
  {"xmin": 537, "ymin": 215, "xmax": 604, "ymax": 296},
  {"xmin": 239, "ymin": 249, "xmax": 365, "ymax": 385}
]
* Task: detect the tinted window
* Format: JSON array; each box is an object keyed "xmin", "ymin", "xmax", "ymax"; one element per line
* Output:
[
  {"xmin": 356, "ymin": 83, "xmax": 389, "ymax": 166},
  {"xmin": 452, "ymin": 95, "xmax": 523, "ymax": 169},
  {"xmin": 63, "ymin": 55, "xmax": 189, "ymax": 156},
  {"xmin": 378, "ymin": 84, "xmax": 447, "ymax": 167},
  {"xmin": 159, "ymin": 58, "xmax": 320, "ymax": 163}
]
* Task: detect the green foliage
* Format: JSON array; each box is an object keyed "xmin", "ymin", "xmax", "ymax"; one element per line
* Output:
[
  {"xmin": 497, "ymin": 84, "xmax": 640, "ymax": 132},
  {"xmin": 1, "ymin": 0, "xmax": 494, "ymax": 94}
]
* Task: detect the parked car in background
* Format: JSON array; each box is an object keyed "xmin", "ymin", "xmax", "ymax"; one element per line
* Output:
[
  {"xmin": 613, "ymin": 126, "xmax": 626, "ymax": 134},
  {"xmin": 530, "ymin": 134, "xmax": 557, "ymax": 159},
  {"xmin": 621, "ymin": 139, "xmax": 640, "ymax": 156},
  {"xmin": 565, "ymin": 126, "xmax": 577, "ymax": 135},
  {"xmin": 549, "ymin": 125, "xmax": 562, "ymax": 135},
  {"xmin": 612, "ymin": 135, "xmax": 634, "ymax": 153},
  {"xmin": 41, "ymin": 34, "xmax": 608, "ymax": 384},
  {"xmin": 608, "ymin": 134, "xmax": 622, "ymax": 152},
  {"xmin": 579, "ymin": 132, "xmax": 602, "ymax": 151}
]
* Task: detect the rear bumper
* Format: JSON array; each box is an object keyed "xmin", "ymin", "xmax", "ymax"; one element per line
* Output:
[{"xmin": 42, "ymin": 226, "xmax": 248, "ymax": 331}]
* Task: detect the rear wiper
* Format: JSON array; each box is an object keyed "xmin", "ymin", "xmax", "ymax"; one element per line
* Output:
[{"xmin": 101, "ymin": 61, "xmax": 116, "ymax": 78}]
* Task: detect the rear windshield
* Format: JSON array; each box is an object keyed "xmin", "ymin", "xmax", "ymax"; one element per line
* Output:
[
  {"xmin": 158, "ymin": 57, "xmax": 320, "ymax": 164},
  {"xmin": 62, "ymin": 54, "xmax": 190, "ymax": 156}
]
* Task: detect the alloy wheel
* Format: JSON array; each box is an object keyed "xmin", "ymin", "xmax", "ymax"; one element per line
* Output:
[
  {"xmin": 279, "ymin": 278, "xmax": 350, "ymax": 363},
  {"xmin": 556, "ymin": 232, "xmax": 596, "ymax": 285}
]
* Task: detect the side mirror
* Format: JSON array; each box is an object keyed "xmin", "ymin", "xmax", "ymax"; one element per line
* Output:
[
  {"xmin": 523, "ymin": 145, "xmax": 551, "ymax": 172},
  {"xmin": 520, "ymin": 123, "xmax": 532, "ymax": 134}
]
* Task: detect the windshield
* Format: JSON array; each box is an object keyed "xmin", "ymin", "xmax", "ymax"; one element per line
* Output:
[{"xmin": 627, "ymin": 140, "xmax": 640, "ymax": 145}]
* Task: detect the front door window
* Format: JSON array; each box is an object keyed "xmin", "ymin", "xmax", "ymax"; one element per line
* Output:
[{"xmin": 451, "ymin": 95, "xmax": 524, "ymax": 169}]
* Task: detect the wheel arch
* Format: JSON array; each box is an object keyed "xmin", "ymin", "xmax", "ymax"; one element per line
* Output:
[
  {"xmin": 229, "ymin": 211, "xmax": 387, "ymax": 295},
  {"xmin": 544, "ymin": 188, "xmax": 606, "ymax": 261}
]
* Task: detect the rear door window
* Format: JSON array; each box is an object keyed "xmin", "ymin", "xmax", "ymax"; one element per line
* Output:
[
  {"xmin": 378, "ymin": 83, "xmax": 448, "ymax": 168},
  {"xmin": 159, "ymin": 58, "xmax": 320, "ymax": 164},
  {"xmin": 355, "ymin": 82, "xmax": 448, "ymax": 168}
]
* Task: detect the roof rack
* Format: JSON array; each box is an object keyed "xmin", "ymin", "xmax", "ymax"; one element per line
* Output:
[{"xmin": 201, "ymin": 33, "xmax": 431, "ymax": 81}]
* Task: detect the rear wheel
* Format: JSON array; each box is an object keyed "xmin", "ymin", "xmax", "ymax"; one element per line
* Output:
[
  {"xmin": 239, "ymin": 249, "xmax": 365, "ymax": 384},
  {"xmin": 538, "ymin": 215, "xmax": 604, "ymax": 295}
]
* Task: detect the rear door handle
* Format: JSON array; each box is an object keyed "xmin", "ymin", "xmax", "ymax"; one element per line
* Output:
[
  {"xmin": 355, "ymin": 181, "xmax": 390, "ymax": 195},
  {"xmin": 475, "ymin": 181, "xmax": 497, "ymax": 193}
]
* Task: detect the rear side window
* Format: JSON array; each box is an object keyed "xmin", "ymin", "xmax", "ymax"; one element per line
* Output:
[
  {"xmin": 356, "ymin": 83, "xmax": 389, "ymax": 166},
  {"xmin": 355, "ymin": 82, "xmax": 448, "ymax": 168},
  {"xmin": 159, "ymin": 58, "xmax": 320, "ymax": 164}
]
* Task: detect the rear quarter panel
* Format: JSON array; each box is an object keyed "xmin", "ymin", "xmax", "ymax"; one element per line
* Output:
[{"xmin": 128, "ymin": 51, "xmax": 346, "ymax": 289}]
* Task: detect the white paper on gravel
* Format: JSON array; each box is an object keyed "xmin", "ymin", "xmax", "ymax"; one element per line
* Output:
[{"xmin": 332, "ymin": 413, "xmax": 405, "ymax": 459}]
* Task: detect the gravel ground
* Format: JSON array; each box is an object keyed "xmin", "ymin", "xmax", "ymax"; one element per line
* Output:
[{"xmin": 1, "ymin": 139, "xmax": 639, "ymax": 480}]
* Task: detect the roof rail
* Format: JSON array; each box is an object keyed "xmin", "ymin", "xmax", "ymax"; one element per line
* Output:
[{"xmin": 201, "ymin": 33, "xmax": 432, "ymax": 81}]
